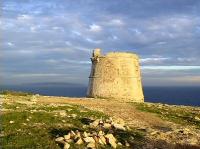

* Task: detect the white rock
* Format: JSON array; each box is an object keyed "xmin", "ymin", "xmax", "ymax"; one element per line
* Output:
[
  {"xmin": 55, "ymin": 137, "xmax": 64, "ymax": 143},
  {"xmin": 76, "ymin": 138, "xmax": 83, "ymax": 145},
  {"xmin": 64, "ymin": 134, "xmax": 71, "ymax": 140},
  {"xmin": 105, "ymin": 134, "xmax": 116, "ymax": 142},
  {"xmin": 99, "ymin": 136, "xmax": 106, "ymax": 145},
  {"xmin": 71, "ymin": 114, "xmax": 77, "ymax": 118},
  {"xmin": 103, "ymin": 123, "xmax": 111, "ymax": 129},
  {"xmin": 9, "ymin": 121, "xmax": 15, "ymax": 124},
  {"xmin": 90, "ymin": 119, "xmax": 99, "ymax": 127},
  {"xmin": 125, "ymin": 141, "xmax": 130, "ymax": 147},
  {"xmin": 87, "ymin": 142, "xmax": 96, "ymax": 148},
  {"xmin": 194, "ymin": 116, "xmax": 200, "ymax": 121},
  {"xmin": 63, "ymin": 142, "xmax": 70, "ymax": 149},
  {"xmin": 83, "ymin": 131, "xmax": 88, "ymax": 137},
  {"xmin": 98, "ymin": 131, "xmax": 104, "ymax": 136},
  {"xmin": 83, "ymin": 137, "xmax": 95, "ymax": 143},
  {"xmin": 59, "ymin": 110, "xmax": 67, "ymax": 117},
  {"xmin": 70, "ymin": 130, "xmax": 76, "ymax": 138},
  {"xmin": 118, "ymin": 142, "xmax": 122, "ymax": 146},
  {"xmin": 65, "ymin": 139, "xmax": 73, "ymax": 143},
  {"xmin": 113, "ymin": 123, "xmax": 126, "ymax": 131},
  {"xmin": 105, "ymin": 134, "xmax": 117, "ymax": 148}
]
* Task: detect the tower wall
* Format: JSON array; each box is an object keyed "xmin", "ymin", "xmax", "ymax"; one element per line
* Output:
[{"xmin": 87, "ymin": 50, "xmax": 144, "ymax": 102}]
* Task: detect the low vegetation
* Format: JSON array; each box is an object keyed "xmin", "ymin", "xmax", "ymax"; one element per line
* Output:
[
  {"xmin": 134, "ymin": 102, "xmax": 200, "ymax": 129},
  {"xmin": 1, "ymin": 93, "xmax": 145, "ymax": 149},
  {"xmin": 0, "ymin": 90, "xmax": 33, "ymax": 96}
]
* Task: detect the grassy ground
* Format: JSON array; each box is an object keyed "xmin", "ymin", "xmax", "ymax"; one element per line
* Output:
[
  {"xmin": 0, "ymin": 94, "xmax": 145, "ymax": 149},
  {"xmin": 133, "ymin": 102, "xmax": 200, "ymax": 129}
]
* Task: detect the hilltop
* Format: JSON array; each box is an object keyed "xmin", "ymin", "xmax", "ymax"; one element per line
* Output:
[{"xmin": 1, "ymin": 91, "xmax": 200, "ymax": 149}]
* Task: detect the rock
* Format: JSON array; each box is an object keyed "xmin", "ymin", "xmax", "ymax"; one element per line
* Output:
[
  {"xmin": 71, "ymin": 114, "xmax": 77, "ymax": 118},
  {"xmin": 87, "ymin": 142, "xmax": 96, "ymax": 148},
  {"xmin": 113, "ymin": 123, "xmax": 126, "ymax": 131},
  {"xmin": 99, "ymin": 136, "xmax": 106, "ymax": 145},
  {"xmin": 76, "ymin": 138, "xmax": 83, "ymax": 145},
  {"xmin": 99, "ymin": 119, "xmax": 104, "ymax": 125},
  {"xmin": 9, "ymin": 121, "xmax": 15, "ymax": 124},
  {"xmin": 194, "ymin": 116, "xmax": 200, "ymax": 121},
  {"xmin": 70, "ymin": 130, "xmax": 76, "ymax": 138},
  {"xmin": 83, "ymin": 131, "xmax": 88, "ymax": 137},
  {"xmin": 65, "ymin": 139, "xmax": 73, "ymax": 143},
  {"xmin": 93, "ymin": 136, "xmax": 99, "ymax": 143},
  {"xmin": 98, "ymin": 131, "xmax": 104, "ymax": 136},
  {"xmin": 59, "ymin": 110, "xmax": 67, "ymax": 117},
  {"xmin": 63, "ymin": 142, "xmax": 70, "ymax": 149},
  {"xmin": 118, "ymin": 142, "xmax": 122, "ymax": 146},
  {"xmin": 55, "ymin": 137, "xmax": 65, "ymax": 144},
  {"xmin": 90, "ymin": 119, "xmax": 99, "ymax": 127},
  {"xmin": 74, "ymin": 130, "xmax": 81, "ymax": 139},
  {"xmin": 83, "ymin": 137, "xmax": 95, "ymax": 143},
  {"xmin": 150, "ymin": 131, "xmax": 158, "ymax": 135},
  {"xmin": 125, "ymin": 141, "xmax": 130, "ymax": 147},
  {"xmin": 103, "ymin": 123, "xmax": 111, "ymax": 129},
  {"xmin": 64, "ymin": 134, "xmax": 71, "ymax": 140},
  {"xmin": 108, "ymin": 139, "xmax": 117, "ymax": 148},
  {"xmin": 105, "ymin": 134, "xmax": 117, "ymax": 148}
]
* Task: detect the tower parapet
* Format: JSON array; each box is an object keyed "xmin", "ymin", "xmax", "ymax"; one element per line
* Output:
[{"xmin": 87, "ymin": 49, "xmax": 144, "ymax": 102}]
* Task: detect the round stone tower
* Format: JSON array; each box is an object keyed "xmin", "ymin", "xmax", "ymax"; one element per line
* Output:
[{"xmin": 87, "ymin": 49, "xmax": 144, "ymax": 102}]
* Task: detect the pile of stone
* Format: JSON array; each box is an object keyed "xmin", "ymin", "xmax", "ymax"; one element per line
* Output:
[
  {"xmin": 55, "ymin": 118, "xmax": 130, "ymax": 149},
  {"xmin": 55, "ymin": 130, "xmax": 122, "ymax": 149}
]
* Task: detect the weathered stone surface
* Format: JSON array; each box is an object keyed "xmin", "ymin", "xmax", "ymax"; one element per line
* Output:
[
  {"xmin": 105, "ymin": 134, "xmax": 117, "ymax": 148},
  {"xmin": 63, "ymin": 142, "xmax": 70, "ymax": 149},
  {"xmin": 87, "ymin": 142, "xmax": 96, "ymax": 148},
  {"xmin": 76, "ymin": 138, "xmax": 83, "ymax": 145},
  {"xmin": 113, "ymin": 123, "xmax": 126, "ymax": 131},
  {"xmin": 87, "ymin": 49, "xmax": 144, "ymax": 102},
  {"xmin": 103, "ymin": 123, "xmax": 111, "ymax": 129},
  {"xmin": 64, "ymin": 134, "xmax": 71, "ymax": 140},
  {"xmin": 90, "ymin": 119, "xmax": 100, "ymax": 127},
  {"xmin": 55, "ymin": 137, "xmax": 65, "ymax": 144},
  {"xmin": 99, "ymin": 136, "xmax": 106, "ymax": 145},
  {"xmin": 9, "ymin": 121, "xmax": 15, "ymax": 124},
  {"xmin": 83, "ymin": 137, "xmax": 95, "ymax": 143}
]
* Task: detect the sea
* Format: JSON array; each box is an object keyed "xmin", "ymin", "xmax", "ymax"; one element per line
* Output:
[{"xmin": 1, "ymin": 84, "xmax": 199, "ymax": 106}]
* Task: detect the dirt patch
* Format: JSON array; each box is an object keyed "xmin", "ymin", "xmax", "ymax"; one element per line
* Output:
[{"xmin": 37, "ymin": 96, "xmax": 169, "ymax": 128}]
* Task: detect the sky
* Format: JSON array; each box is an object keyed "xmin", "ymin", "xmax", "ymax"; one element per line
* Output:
[{"xmin": 1, "ymin": 0, "xmax": 200, "ymax": 86}]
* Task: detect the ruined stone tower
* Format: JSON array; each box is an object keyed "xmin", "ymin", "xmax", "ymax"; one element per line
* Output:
[{"xmin": 87, "ymin": 49, "xmax": 144, "ymax": 102}]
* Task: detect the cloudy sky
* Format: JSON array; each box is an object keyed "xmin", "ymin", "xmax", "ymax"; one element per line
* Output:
[{"xmin": 1, "ymin": 0, "xmax": 200, "ymax": 86}]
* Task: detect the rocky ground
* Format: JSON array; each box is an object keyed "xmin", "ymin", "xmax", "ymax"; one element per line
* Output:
[{"xmin": 0, "ymin": 92, "xmax": 200, "ymax": 149}]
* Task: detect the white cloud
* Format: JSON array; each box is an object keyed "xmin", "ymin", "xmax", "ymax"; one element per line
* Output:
[
  {"xmin": 86, "ymin": 38, "xmax": 102, "ymax": 44},
  {"xmin": 72, "ymin": 30, "xmax": 82, "ymax": 36},
  {"xmin": 140, "ymin": 57, "xmax": 170, "ymax": 64},
  {"xmin": 109, "ymin": 19, "xmax": 124, "ymax": 26},
  {"xmin": 131, "ymin": 28, "xmax": 142, "ymax": 35},
  {"xmin": 177, "ymin": 58, "xmax": 196, "ymax": 62},
  {"xmin": 156, "ymin": 41, "xmax": 167, "ymax": 45},
  {"xmin": 7, "ymin": 42, "xmax": 14, "ymax": 47},
  {"xmin": 17, "ymin": 14, "xmax": 32, "ymax": 21},
  {"xmin": 89, "ymin": 24, "xmax": 102, "ymax": 32},
  {"xmin": 142, "ymin": 66, "xmax": 200, "ymax": 70}
]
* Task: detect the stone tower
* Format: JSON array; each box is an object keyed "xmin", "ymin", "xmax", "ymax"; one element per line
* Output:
[{"xmin": 87, "ymin": 49, "xmax": 144, "ymax": 102}]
